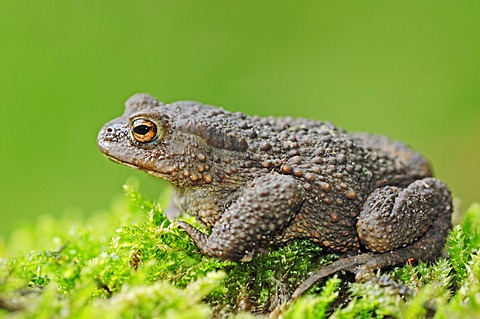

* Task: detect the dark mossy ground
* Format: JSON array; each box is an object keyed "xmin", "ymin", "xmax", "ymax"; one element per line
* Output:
[{"xmin": 0, "ymin": 184, "xmax": 479, "ymax": 318}]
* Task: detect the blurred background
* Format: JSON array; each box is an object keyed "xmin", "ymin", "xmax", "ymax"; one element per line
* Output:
[{"xmin": 0, "ymin": 1, "xmax": 479, "ymax": 236}]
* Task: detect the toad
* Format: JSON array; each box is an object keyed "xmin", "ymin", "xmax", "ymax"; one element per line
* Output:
[{"xmin": 97, "ymin": 93, "xmax": 452, "ymax": 294}]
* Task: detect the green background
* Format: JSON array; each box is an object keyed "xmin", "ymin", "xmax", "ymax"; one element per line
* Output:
[{"xmin": 1, "ymin": 1, "xmax": 479, "ymax": 236}]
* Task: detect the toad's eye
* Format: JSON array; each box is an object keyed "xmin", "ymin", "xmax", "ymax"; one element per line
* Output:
[{"xmin": 131, "ymin": 119, "xmax": 157, "ymax": 143}]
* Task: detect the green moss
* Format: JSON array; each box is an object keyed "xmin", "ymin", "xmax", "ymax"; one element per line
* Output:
[
  {"xmin": 284, "ymin": 276, "xmax": 341, "ymax": 319},
  {"xmin": 0, "ymin": 185, "xmax": 479, "ymax": 318}
]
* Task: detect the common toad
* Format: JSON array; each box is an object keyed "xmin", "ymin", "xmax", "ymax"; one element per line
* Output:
[{"xmin": 97, "ymin": 93, "xmax": 452, "ymax": 288}]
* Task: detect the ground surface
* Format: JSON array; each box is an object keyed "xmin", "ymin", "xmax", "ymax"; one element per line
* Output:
[{"xmin": 0, "ymin": 185, "xmax": 479, "ymax": 318}]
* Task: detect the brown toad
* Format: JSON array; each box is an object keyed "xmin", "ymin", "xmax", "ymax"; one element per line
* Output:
[{"xmin": 97, "ymin": 93, "xmax": 452, "ymax": 288}]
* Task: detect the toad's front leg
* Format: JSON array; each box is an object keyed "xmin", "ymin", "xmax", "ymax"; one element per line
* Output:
[{"xmin": 177, "ymin": 173, "xmax": 306, "ymax": 261}]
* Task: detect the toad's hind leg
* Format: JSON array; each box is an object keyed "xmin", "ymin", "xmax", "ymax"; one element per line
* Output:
[
  {"xmin": 292, "ymin": 177, "xmax": 452, "ymax": 299},
  {"xmin": 357, "ymin": 177, "xmax": 452, "ymax": 254},
  {"xmin": 292, "ymin": 209, "xmax": 451, "ymax": 299},
  {"xmin": 178, "ymin": 173, "xmax": 306, "ymax": 261},
  {"xmin": 354, "ymin": 177, "xmax": 451, "ymax": 277}
]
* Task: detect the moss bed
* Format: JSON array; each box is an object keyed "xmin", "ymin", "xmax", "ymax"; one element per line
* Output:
[{"xmin": 1, "ymin": 184, "xmax": 479, "ymax": 318}]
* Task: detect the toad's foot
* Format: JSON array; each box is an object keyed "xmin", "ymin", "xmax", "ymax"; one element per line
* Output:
[
  {"xmin": 292, "ymin": 211, "xmax": 451, "ymax": 299},
  {"xmin": 292, "ymin": 177, "xmax": 452, "ymax": 299},
  {"xmin": 178, "ymin": 173, "xmax": 306, "ymax": 261}
]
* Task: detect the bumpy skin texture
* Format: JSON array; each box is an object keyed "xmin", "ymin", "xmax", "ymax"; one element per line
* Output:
[{"xmin": 97, "ymin": 93, "xmax": 452, "ymax": 276}]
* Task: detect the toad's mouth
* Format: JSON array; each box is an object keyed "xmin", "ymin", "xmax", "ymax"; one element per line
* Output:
[
  {"xmin": 103, "ymin": 154, "xmax": 139, "ymax": 170},
  {"xmin": 102, "ymin": 153, "xmax": 171, "ymax": 179}
]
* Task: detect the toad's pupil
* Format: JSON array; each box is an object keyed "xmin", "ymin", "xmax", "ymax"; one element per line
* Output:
[{"xmin": 134, "ymin": 125, "xmax": 151, "ymax": 135}]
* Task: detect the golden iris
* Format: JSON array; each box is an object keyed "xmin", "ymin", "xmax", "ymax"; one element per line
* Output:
[{"xmin": 131, "ymin": 119, "xmax": 157, "ymax": 143}]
